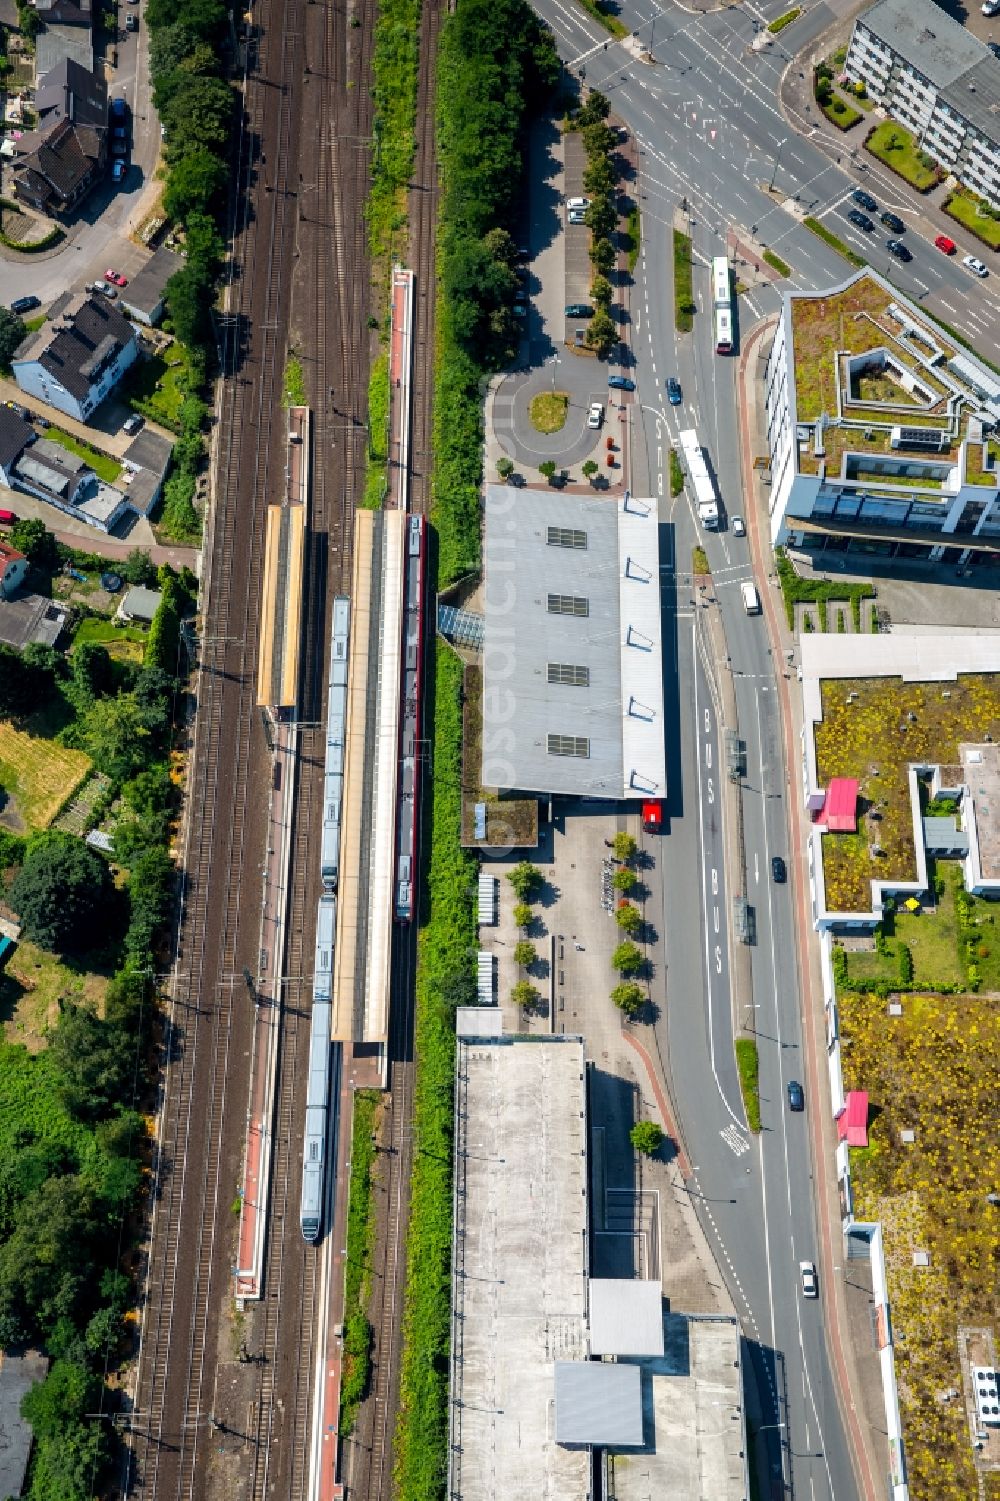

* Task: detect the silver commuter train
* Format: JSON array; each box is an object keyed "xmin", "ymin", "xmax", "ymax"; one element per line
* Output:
[
  {"xmin": 299, "ymin": 895, "xmax": 336, "ymax": 1240},
  {"xmin": 321, "ymin": 596, "xmax": 351, "ymax": 891},
  {"xmin": 301, "ymin": 595, "xmax": 351, "ymax": 1242}
]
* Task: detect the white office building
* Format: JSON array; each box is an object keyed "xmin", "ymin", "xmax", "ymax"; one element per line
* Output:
[
  {"xmin": 845, "ymin": 0, "xmax": 1000, "ymax": 209},
  {"xmin": 763, "ymin": 268, "xmax": 1000, "ymax": 564}
]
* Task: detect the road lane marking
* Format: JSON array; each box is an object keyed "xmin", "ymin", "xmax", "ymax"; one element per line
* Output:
[{"xmin": 721, "ymin": 1123, "xmax": 751, "ymax": 1156}]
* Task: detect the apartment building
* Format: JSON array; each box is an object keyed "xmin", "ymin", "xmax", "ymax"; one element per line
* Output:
[
  {"xmin": 845, "ymin": 0, "xmax": 1000, "ymax": 209},
  {"xmin": 763, "ymin": 268, "xmax": 1000, "ymax": 565}
]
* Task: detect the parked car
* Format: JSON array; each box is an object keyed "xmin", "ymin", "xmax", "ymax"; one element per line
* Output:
[
  {"xmin": 608, "ymin": 375, "xmax": 635, "ymax": 390},
  {"xmin": 852, "ymin": 188, "xmax": 877, "ymax": 212},
  {"xmin": 125, "ymin": 12, "xmax": 138, "ymax": 29},
  {"xmin": 568, "ymin": 209, "xmax": 587, "ymax": 225},
  {"xmin": 800, "ymin": 1261, "xmax": 818, "ymax": 1298},
  {"xmin": 963, "ymin": 254, "xmax": 988, "ymax": 278},
  {"xmin": 787, "ymin": 1080, "xmax": 804, "ymax": 1112},
  {"xmin": 111, "ymin": 134, "xmax": 128, "ymax": 156},
  {"xmin": 122, "ymin": 413, "xmax": 144, "ymax": 435},
  {"xmin": 880, "ymin": 210, "xmax": 905, "ymax": 233},
  {"xmin": 112, "ymin": 160, "xmax": 126, "ymax": 182},
  {"xmin": 731, "ymin": 516, "xmax": 746, "ymax": 537},
  {"xmin": 110, "ymin": 95, "xmax": 127, "ymax": 120},
  {"xmin": 91, "ymin": 281, "xmax": 117, "ymax": 298},
  {"xmin": 0, "ymin": 508, "xmax": 18, "ymax": 525},
  {"xmin": 934, "ymin": 234, "xmax": 957, "ymax": 254},
  {"xmin": 846, "ymin": 208, "xmax": 874, "ymax": 232},
  {"xmin": 565, "ymin": 303, "xmax": 593, "ymax": 318},
  {"xmin": 566, "ymin": 196, "xmax": 590, "ymax": 211},
  {"xmin": 983, "ymin": 0, "xmax": 1000, "ymax": 15},
  {"xmin": 105, "ymin": 269, "xmax": 128, "ymax": 286},
  {"xmin": 771, "ymin": 855, "xmax": 787, "ymax": 883},
  {"xmin": 666, "ymin": 377, "xmax": 682, "ymax": 405},
  {"xmin": 887, "ymin": 239, "xmax": 912, "ymax": 262},
  {"xmin": 10, "ymin": 295, "xmax": 40, "ymax": 314},
  {"xmin": 587, "ymin": 402, "xmax": 604, "ymax": 429}
]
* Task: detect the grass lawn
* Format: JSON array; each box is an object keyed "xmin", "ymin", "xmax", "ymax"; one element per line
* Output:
[
  {"xmin": 943, "ymin": 187, "xmax": 1000, "ymax": 251},
  {"xmin": 673, "ymin": 229, "xmax": 695, "ymax": 333},
  {"xmin": 670, "ymin": 448, "xmax": 684, "ymax": 497},
  {"xmin": 762, "ymin": 248, "xmax": 791, "ymax": 278},
  {"xmin": 865, "ymin": 121, "xmax": 940, "ymax": 191},
  {"xmin": 735, "ymin": 1038, "xmax": 761, "ymax": 1131},
  {"xmin": 768, "ymin": 6, "xmax": 800, "ymax": 32},
  {"xmin": 23, "ymin": 314, "xmax": 47, "ymax": 332},
  {"xmin": 819, "ymin": 94, "xmax": 862, "ymax": 130},
  {"xmin": 283, "ymin": 354, "xmax": 307, "ymax": 408},
  {"xmin": 841, "ymin": 886, "xmax": 964, "ymax": 990},
  {"xmin": 0, "ymin": 721, "xmax": 91, "ymax": 831},
  {"xmin": 0, "ymin": 940, "xmax": 111, "ymax": 1051},
  {"xmin": 123, "ymin": 340, "xmax": 190, "ymax": 433},
  {"xmin": 73, "ymin": 617, "xmax": 148, "ymax": 663},
  {"xmin": 573, "ymin": 0, "xmax": 628, "ymax": 38},
  {"xmin": 692, "ymin": 545, "xmax": 710, "ymax": 575},
  {"xmin": 802, "ymin": 215, "xmax": 865, "ymax": 271},
  {"xmin": 529, "ymin": 391, "xmax": 569, "ymax": 434},
  {"xmin": 839, "ymin": 987, "xmax": 999, "ymax": 1500},
  {"xmin": 45, "ymin": 428, "xmax": 121, "ymax": 483}
]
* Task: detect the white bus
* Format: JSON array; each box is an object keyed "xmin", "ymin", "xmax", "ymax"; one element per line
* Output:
[{"xmin": 712, "ymin": 255, "xmax": 733, "ymax": 354}]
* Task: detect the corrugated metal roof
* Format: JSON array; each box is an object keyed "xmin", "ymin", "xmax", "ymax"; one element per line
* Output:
[{"xmin": 554, "ymin": 1361, "xmax": 644, "ymax": 1447}]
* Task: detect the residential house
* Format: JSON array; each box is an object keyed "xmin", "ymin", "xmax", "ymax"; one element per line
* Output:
[
  {"xmin": 34, "ymin": 0, "xmax": 93, "ymax": 76},
  {"xmin": 11, "ymin": 58, "xmax": 107, "ymax": 219},
  {"xmin": 11, "ymin": 438, "xmax": 131, "ymax": 532},
  {"xmin": 0, "ymin": 542, "xmax": 29, "ymax": 599},
  {"xmin": 0, "ymin": 405, "xmax": 35, "ymax": 488},
  {"xmin": 12, "ymin": 294, "xmax": 138, "ymax": 422}
]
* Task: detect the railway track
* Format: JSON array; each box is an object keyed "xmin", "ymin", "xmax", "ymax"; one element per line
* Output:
[{"xmin": 126, "ymin": 0, "xmax": 308, "ymax": 1495}]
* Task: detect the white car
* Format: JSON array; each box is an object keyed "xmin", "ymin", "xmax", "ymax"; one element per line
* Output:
[
  {"xmin": 983, "ymin": 0, "xmax": 1000, "ymax": 16},
  {"xmin": 800, "ymin": 1261, "xmax": 818, "ymax": 1298},
  {"xmin": 963, "ymin": 254, "xmax": 988, "ymax": 278},
  {"xmin": 731, "ymin": 516, "xmax": 746, "ymax": 537},
  {"xmin": 568, "ymin": 209, "xmax": 587, "ymax": 226},
  {"xmin": 566, "ymin": 196, "xmax": 590, "ymax": 211},
  {"xmin": 587, "ymin": 402, "xmax": 604, "ymax": 429}
]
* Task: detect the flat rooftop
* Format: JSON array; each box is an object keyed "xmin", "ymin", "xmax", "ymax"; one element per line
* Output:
[
  {"xmin": 612, "ymin": 1314, "xmax": 745, "ymax": 1501},
  {"xmin": 449, "ymin": 1034, "xmax": 591, "ymax": 1501},
  {"xmin": 482, "ymin": 486, "xmax": 666, "ymax": 800},
  {"xmin": 960, "ymin": 741, "xmax": 1000, "ymax": 881},
  {"xmin": 858, "ymin": 0, "xmax": 986, "ymax": 88}
]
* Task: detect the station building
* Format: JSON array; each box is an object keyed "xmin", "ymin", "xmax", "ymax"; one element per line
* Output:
[
  {"xmin": 763, "ymin": 268, "xmax": 1000, "ymax": 565},
  {"xmin": 481, "ymin": 487, "xmax": 666, "ymax": 801},
  {"xmin": 844, "ymin": 0, "xmax": 1000, "ymax": 209}
]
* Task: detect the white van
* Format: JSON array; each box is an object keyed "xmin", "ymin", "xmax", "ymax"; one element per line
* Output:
[{"xmin": 741, "ymin": 580, "xmax": 761, "ymax": 615}]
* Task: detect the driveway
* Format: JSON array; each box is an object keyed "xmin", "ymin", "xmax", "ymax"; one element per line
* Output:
[{"xmin": 0, "ymin": 1, "xmax": 162, "ymax": 307}]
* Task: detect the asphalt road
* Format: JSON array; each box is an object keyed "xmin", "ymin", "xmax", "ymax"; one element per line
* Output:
[
  {"xmin": 537, "ymin": 0, "xmax": 1000, "ymax": 356},
  {"xmin": 523, "ymin": 0, "xmax": 925, "ymax": 1496},
  {"xmin": 2, "ymin": 2, "xmax": 160, "ymax": 306}
]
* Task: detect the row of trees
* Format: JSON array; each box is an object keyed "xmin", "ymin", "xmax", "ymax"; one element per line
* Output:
[
  {"xmin": 576, "ymin": 90, "xmax": 621, "ymax": 359},
  {"xmin": 145, "ymin": 0, "xmax": 232, "ymax": 539}
]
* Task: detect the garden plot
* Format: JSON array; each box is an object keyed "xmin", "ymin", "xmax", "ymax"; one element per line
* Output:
[{"xmin": 0, "ymin": 723, "xmax": 92, "ymax": 832}]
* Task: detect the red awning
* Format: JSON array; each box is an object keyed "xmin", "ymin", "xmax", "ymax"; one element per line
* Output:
[
  {"xmin": 837, "ymin": 1090, "xmax": 869, "ymax": 1147},
  {"xmin": 823, "ymin": 777, "xmax": 858, "ymax": 833}
]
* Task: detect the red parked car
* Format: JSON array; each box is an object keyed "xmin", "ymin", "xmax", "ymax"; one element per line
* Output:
[
  {"xmin": 104, "ymin": 269, "xmax": 128, "ymax": 286},
  {"xmin": 934, "ymin": 235, "xmax": 957, "ymax": 254}
]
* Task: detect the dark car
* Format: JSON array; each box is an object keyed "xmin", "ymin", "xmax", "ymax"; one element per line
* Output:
[
  {"xmin": 846, "ymin": 209, "xmax": 874, "ymax": 232},
  {"xmin": 787, "ymin": 1080, "xmax": 805, "ymax": 1112},
  {"xmin": 880, "ymin": 210, "xmax": 905, "ymax": 233},
  {"xmin": 887, "ymin": 239, "xmax": 911, "ymax": 262},
  {"xmin": 771, "ymin": 855, "xmax": 787, "ymax": 883},
  {"xmin": 110, "ymin": 94, "xmax": 127, "ymax": 120},
  {"xmin": 852, "ymin": 188, "xmax": 877, "ymax": 212},
  {"xmin": 608, "ymin": 375, "xmax": 635, "ymax": 390},
  {"xmin": 565, "ymin": 303, "xmax": 593, "ymax": 319},
  {"xmin": 666, "ymin": 377, "xmax": 682, "ymax": 405},
  {"xmin": 10, "ymin": 295, "xmax": 40, "ymax": 315}
]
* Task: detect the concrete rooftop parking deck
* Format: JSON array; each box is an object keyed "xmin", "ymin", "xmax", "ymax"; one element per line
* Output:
[{"xmin": 449, "ymin": 1032, "xmax": 591, "ymax": 1501}]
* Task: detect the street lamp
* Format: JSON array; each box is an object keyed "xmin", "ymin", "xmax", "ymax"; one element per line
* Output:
[
  {"xmin": 769, "ymin": 140, "xmax": 784, "ymax": 192},
  {"xmin": 549, "ymin": 353, "xmax": 560, "ymax": 393}
]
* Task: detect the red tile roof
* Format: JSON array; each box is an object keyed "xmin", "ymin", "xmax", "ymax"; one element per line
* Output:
[
  {"xmin": 837, "ymin": 1091, "xmax": 868, "ymax": 1148},
  {"xmin": 823, "ymin": 777, "xmax": 858, "ymax": 832}
]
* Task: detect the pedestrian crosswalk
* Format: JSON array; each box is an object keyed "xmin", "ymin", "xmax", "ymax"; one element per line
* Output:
[{"xmin": 720, "ymin": 1123, "xmax": 751, "ymax": 1157}]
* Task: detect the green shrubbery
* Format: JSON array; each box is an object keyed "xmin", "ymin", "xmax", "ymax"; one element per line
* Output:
[
  {"xmin": 775, "ymin": 547, "xmax": 874, "ymax": 631},
  {"xmin": 735, "ymin": 1038, "xmax": 761, "ymax": 1131},
  {"xmin": 0, "ymin": 550, "xmax": 193, "ymax": 1497},
  {"xmin": 340, "ymin": 1090, "xmax": 380, "ymax": 1434}
]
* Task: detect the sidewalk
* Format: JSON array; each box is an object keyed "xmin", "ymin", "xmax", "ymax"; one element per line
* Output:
[
  {"xmin": 778, "ymin": 10, "xmax": 992, "ymax": 258},
  {"xmin": 737, "ymin": 315, "xmax": 882, "ymax": 1501}
]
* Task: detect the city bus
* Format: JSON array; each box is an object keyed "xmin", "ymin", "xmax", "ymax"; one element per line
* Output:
[{"xmin": 712, "ymin": 254, "xmax": 733, "ymax": 354}]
